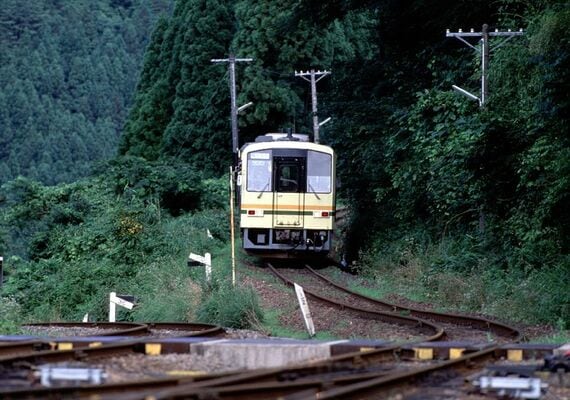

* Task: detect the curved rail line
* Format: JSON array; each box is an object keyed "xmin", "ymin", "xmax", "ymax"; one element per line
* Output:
[
  {"xmin": 0, "ymin": 322, "xmax": 149, "ymax": 358},
  {"xmin": 267, "ymin": 263, "xmax": 445, "ymax": 343},
  {"xmin": 24, "ymin": 322, "xmax": 150, "ymax": 336},
  {"xmin": 23, "ymin": 322, "xmax": 226, "ymax": 338},
  {"xmin": 0, "ymin": 322, "xmax": 225, "ymax": 366},
  {"xmin": 304, "ymin": 264, "xmax": 521, "ymax": 341}
]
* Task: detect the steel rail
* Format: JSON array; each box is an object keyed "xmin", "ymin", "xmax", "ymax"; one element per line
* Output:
[
  {"xmin": 0, "ymin": 377, "xmax": 190, "ymax": 399},
  {"xmin": 0, "ymin": 352, "xmax": 406, "ymax": 400},
  {"xmin": 0, "ymin": 322, "xmax": 225, "ymax": 367},
  {"xmin": 305, "ymin": 264, "xmax": 521, "ymax": 340},
  {"xmin": 267, "ymin": 263, "xmax": 444, "ymax": 342},
  {"xmin": 98, "ymin": 364, "xmax": 409, "ymax": 400},
  {"xmin": 291, "ymin": 344, "xmax": 500, "ymax": 399},
  {"xmin": 0, "ymin": 361, "xmax": 394, "ymax": 399},
  {"xmin": 146, "ymin": 322, "xmax": 225, "ymax": 337},
  {"xmin": 0, "ymin": 340, "xmax": 148, "ymax": 366},
  {"xmin": 0, "ymin": 340, "xmax": 52, "ymax": 357},
  {"xmin": 23, "ymin": 322, "xmax": 150, "ymax": 336},
  {"xmin": 0, "ymin": 323, "xmax": 149, "ymax": 358}
]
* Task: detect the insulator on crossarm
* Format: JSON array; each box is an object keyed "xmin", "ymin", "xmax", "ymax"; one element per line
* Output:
[
  {"xmin": 459, "ymin": 28, "xmax": 463, "ymax": 33},
  {"xmin": 470, "ymin": 28, "xmax": 474, "ymax": 32}
]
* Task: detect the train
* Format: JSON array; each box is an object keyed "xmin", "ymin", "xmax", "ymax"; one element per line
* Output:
[{"xmin": 238, "ymin": 132, "xmax": 336, "ymax": 258}]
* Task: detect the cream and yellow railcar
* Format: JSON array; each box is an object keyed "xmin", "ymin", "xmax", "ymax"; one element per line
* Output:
[{"xmin": 238, "ymin": 133, "xmax": 335, "ymax": 256}]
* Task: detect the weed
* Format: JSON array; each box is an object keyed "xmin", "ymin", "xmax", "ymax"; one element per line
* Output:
[
  {"xmin": 197, "ymin": 281, "xmax": 264, "ymax": 329},
  {"xmin": 0, "ymin": 297, "xmax": 22, "ymax": 334}
]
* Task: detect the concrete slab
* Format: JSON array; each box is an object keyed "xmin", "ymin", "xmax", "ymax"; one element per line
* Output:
[{"xmin": 191, "ymin": 339, "xmax": 336, "ymax": 369}]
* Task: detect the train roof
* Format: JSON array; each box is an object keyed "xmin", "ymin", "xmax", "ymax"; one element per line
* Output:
[{"xmin": 240, "ymin": 133, "xmax": 334, "ymax": 155}]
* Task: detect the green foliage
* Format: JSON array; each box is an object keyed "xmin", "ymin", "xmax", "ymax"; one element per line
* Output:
[
  {"xmin": 1, "ymin": 0, "xmax": 567, "ymax": 329},
  {"xmin": 100, "ymin": 156, "xmax": 204, "ymax": 216},
  {"xmin": 121, "ymin": 0, "xmax": 234, "ymax": 174},
  {"xmin": 360, "ymin": 232, "xmax": 570, "ymax": 326},
  {"xmin": 121, "ymin": 0, "xmax": 378, "ymax": 173},
  {"xmin": 0, "ymin": 1, "xmax": 172, "ymax": 184},
  {"xmin": 0, "ymin": 297, "xmax": 22, "ymax": 334},
  {"xmin": 0, "ymin": 160, "xmax": 232, "ymax": 322},
  {"xmin": 197, "ymin": 281, "xmax": 264, "ymax": 329},
  {"xmin": 129, "ymin": 259, "xmax": 201, "ymax": 322},
  {"xmin": 387, "ymin": 90, "xmax": 484, "ymax": 224}
]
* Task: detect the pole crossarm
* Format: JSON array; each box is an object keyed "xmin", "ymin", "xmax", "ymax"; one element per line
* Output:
[
  {"xmin": 211, "ymin": 58, "xmax": 254, "ymax": 63},
  {"xmin": 446, "ymin": 28, "xmax": 523, "ymax": 51},
  {"xmin": 211, "ymin": 55, "xmax": 253, "ymax": 157},
  {"xmin": 446, "ymin": 25, "xmax": 524, "ymax": 107},
  {"xmin": 295, "ymin": 69, "xmax": 331, "ymax": 143}
]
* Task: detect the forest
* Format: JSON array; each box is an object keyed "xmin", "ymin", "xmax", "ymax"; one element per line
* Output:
[{"xmin": 0, "ymin": 0, "xmax": 568, "ymax": 330}]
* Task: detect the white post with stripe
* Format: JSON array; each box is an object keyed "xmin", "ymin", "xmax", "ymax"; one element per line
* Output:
[
  {"xmin": 109, "ymin": 292, "xmax": 135, "ymax": 322},
  {"xmin": 188, "ymin": 252, "xmax": 212, "ymax": 282},
  {"xmin": 294, "ymin": 283, "xmax": 315, "ymax": 337}
]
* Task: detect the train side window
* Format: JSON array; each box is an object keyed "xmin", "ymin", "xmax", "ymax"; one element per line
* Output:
[
  {"xmin": 307, "ymin": 151, "xmax": 332, "ymax": 193},
  {"xmin": 247, "ymin": 151, "xmax": 272, "ymax": 192}
]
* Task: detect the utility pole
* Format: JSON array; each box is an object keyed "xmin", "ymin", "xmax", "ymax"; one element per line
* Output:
[
  {"xmin": 295, "ymin": 69, "xmax": 330, "ymax": 143},
  {"xmin": 446, "ymin": 25, "xmax": 523, "ymax": 107},
  {"xmin": 211, "ymin": 55, "xmax": 253, "ymax": 159}
]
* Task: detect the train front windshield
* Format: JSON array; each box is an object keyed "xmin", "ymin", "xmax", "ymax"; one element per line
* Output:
[{"xmin": 247, "ymin": 150, "xmax": 332, "ymax": 194}]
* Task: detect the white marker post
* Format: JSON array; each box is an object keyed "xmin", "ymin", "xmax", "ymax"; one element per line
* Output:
[
  {"xmin": 294, "ymin": 283, "xmax": 315, "ymax": 337},
  {"xmin": 188, "ymin": 252, "xmax": 212, "ymax": 282},
  {"xmin": 0, "ymin": 256, "xmax": 3, "ymax": 288},
  {"xmin": 109, "ymin": 292, "xmax": 136, "ymax": 322}
]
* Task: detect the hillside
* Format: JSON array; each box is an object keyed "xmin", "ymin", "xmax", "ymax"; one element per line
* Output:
[
  {"xmin": 0, "ymin": 0, "xmax": 172, "ymax": 184},
  {"xmin": 0, "ymin": 0, "xmax": 568, "ymax": 331}
]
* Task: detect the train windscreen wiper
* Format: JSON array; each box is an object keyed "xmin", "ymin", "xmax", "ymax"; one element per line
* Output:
[
  {"xmin": 257, "ymin": 180, "xmax": 270, "ymax": 198},
  {"xmin": 308, "ymin": 183, "xmax": 321, "ymax": 200}
]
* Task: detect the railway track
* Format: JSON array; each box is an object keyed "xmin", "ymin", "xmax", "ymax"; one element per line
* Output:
[
  {"xmin": 267, "ymin": 263, "xmax": 444, "ymax": 343},
  {"xmin": 1, "ymin": 266, "xmax": 561, "ymax": 399},
  {"xmin": 269, "ymin": 263, "xmax": 521, "ymax": 343},
  {"xmin": 0, "ymin": 322, "xmax": 225, "ymax": 363}
]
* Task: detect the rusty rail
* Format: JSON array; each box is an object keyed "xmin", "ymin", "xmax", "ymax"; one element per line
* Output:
[
  {"xmin": 304, "ymin": 264, "xmax": 521, "ymax": 341},
  {"xmin": 267, "ymin": 263, "xmax": 444, "ymax": 342}
]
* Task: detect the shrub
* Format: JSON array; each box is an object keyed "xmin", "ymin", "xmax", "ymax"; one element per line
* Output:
[
  {"xmin": 197, "ymin": 281, "xmax": 264, "ymax": 329},
  {"xmin": 0, "ymin": 297, "xmax": 22, "ymax": 334}
]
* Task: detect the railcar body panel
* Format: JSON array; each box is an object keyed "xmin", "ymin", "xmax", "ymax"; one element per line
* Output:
[{"xmin": 239, "ymin": 134, "xmax": 335, "ymax": 256}]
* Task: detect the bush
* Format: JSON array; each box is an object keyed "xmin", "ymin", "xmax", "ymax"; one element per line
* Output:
[
  {"xmin": 197, "ymin": 281, "xmax": 264, "ymax": 329},
  {"xmin": 130, "ymin": 259, "xmax": 202, "ymax": 322},
  {"xmin": 359, "ymin": 230, "xmax": 569, "ymax": 325},
  {"xmin": 0, "ymin": 297, "xmax": 23, "ymax": 334}
]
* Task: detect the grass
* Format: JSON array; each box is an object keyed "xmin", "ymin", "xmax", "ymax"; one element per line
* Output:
[
  {"xmin": 0, "ymin": 297, "xmax": 23, "ymax": 334},
  {"xmin": 532, "ymin": 331, "xmax": 570, "ymax": 344},
  {"xmin": 318, "ymin": 256, "xmax": 570, "ymax": 344}
]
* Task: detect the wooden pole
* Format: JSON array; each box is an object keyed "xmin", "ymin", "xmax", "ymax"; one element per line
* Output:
[{"xmin": 230, "ymin": 166, "xmax": 236, "ymax": 286}]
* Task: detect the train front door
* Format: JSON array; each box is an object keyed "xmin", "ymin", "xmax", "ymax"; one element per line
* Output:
[{"xmin": 273, "ymin": 157, "xmax": 305, "ymax": 228}]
